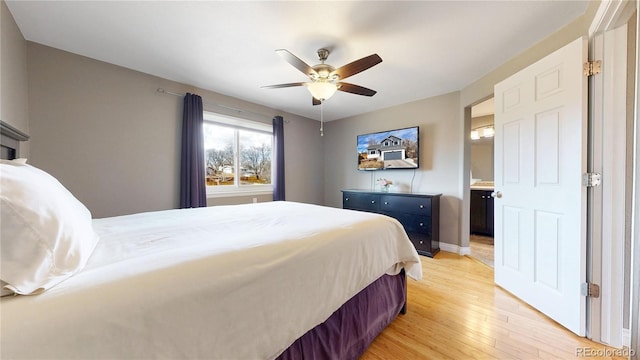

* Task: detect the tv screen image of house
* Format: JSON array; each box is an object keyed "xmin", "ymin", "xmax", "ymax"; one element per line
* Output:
[{"xmin": 357, "ymin": 126, "xmax": 419, "ymax": 170}]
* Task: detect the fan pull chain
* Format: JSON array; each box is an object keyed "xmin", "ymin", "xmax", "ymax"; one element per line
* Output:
[{"xmin": 320, "ymin": 100, "xmax": 324, "ymax": 137}]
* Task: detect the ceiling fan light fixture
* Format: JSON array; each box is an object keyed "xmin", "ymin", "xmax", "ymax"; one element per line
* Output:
[
  {"xmin": 307, "ymin": 80, "xmax": 338, "ymax": 101},
  {"xmin": 264, "ymin": 48, "xmax": 382, "ymax": 103}
]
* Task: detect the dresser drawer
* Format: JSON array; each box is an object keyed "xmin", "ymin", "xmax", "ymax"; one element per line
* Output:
[
  {"xmin": 380, "ymin": 195, "xmax": 431, "ymax": 216},
  {"xmin": 390, "ymin": 213, "xmax": 431, "ymax": 235},
  {"xmin": 343, "ymin": 193, "xmax": 380, "ymax": 212},
  {"xmin": 408, "ymin": 232, "xmax": 432, "ymax": 253}
]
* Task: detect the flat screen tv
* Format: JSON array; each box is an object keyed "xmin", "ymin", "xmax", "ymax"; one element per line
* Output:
[{"xmin": 357, "ymin": 126, "xmax": 419, "ymax": 170}]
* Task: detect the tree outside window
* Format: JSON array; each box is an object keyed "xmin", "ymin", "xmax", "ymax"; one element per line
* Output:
[{"xmin": 203, "ymin": 113, "xmax": 272, "ymax": 193}]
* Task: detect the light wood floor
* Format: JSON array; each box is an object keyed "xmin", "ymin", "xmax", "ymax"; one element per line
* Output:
[
  {"xmin": 360, "ymin": 252, "xmax": 627, "ymax": 360},
  {"xmin": 470, "ymin": 234, "xmax": 494, "ymax": 268}
]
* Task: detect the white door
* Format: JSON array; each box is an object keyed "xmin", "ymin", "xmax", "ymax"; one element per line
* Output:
[{"xmin": 493, "ymin": 37, "xmax": 588, "ymax": 336}]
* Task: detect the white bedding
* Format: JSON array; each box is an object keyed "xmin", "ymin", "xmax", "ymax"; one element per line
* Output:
[{"xmin": 0, "ymin": 201, "xmax": 421, "ymax": 359}]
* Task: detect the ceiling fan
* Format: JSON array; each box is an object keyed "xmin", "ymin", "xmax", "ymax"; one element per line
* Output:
[{"xmin": 263, "ymin": 48, "xmax": 382, "ymax": 105}]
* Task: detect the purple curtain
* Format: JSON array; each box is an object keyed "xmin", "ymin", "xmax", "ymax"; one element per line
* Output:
[
  {"xmin": 273, "ymin": 116, "xmax": 285, "ymax": 201},
  {"xmin": 180, "ymin": 93, "xmax": 206, "ymax": 208}
]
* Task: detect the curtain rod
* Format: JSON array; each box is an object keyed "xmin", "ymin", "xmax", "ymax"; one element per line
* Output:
[{"xmin": 156, "ymin": 87, "xmax": 281, "ymax": 122}]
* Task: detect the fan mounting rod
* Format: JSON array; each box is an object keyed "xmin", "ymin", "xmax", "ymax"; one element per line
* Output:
[
  {"xmin": 311, "ymin": 49, "xmax": 336, "ymax": 80},
  {"xmin": 317, "ymin": 48, "xmax": 330, "ymax": 63}
]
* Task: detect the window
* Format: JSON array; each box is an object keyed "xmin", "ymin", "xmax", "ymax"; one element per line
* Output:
[{"xmin": 203, "ymin": 112, "xmax": 272, "ymax": 196}]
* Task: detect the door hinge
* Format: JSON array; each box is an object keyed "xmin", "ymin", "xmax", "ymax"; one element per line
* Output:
[
  {"xmin": 583, "ymin": 60, "xmax": 602, "ymax": 76},
  {"xmin": 582, "ymin": 172, "xmax": 601, "ymax": 187},
  {"xmin": 581, "ymin": 283, "xmax": 600, "ymax": 298}
]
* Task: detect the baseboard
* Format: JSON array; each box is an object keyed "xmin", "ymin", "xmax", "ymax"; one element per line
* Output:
[
  {"xmin": 439, "ymin": 243, "xmax": 471, "ymax": 255},
  {"xmin": 623, "ymin": 327, "xmax": 630, "ymax": 348}
]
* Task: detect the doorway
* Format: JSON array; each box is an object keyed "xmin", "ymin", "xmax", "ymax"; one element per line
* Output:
[{"xmin": 469, "ymin": 97, "xmax": 495, "ymax": 267}]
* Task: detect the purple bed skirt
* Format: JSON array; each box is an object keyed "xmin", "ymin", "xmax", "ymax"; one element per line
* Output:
[{"xmin": 276, "ymin": 270, "xmax": 407, "ymax": 360}]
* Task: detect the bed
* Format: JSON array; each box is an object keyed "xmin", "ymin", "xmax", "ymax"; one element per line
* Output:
[{"xmin": 0, "ymin": 126, "xmax": 422, "ymax": 359}]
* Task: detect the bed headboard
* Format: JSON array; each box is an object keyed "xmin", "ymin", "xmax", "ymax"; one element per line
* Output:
[{"xmin": 0, "ymin": 121, "xmax": 29, "ymax": 160}]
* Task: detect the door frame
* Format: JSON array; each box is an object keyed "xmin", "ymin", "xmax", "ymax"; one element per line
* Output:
[
  {"xmin": 588, "ymin": 0, "xmax": 636, "ymax": 348},
  {"xmin": 631, "ymin": 3, "xmax": 640, "ymax": 357},
  {"xmin": 629, "ymin": 2, "xmax": 639, "ymax": 358}
]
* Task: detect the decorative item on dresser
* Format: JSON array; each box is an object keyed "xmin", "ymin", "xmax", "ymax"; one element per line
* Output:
[{"xmin": 342, "ymin": 189, "xmax": 441, "ymax": 257}]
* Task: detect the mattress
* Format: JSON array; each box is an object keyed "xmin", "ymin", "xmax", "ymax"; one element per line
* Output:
[{"xmin": 0, "ymin": 201, "xmax": 421, "ymax": 359}]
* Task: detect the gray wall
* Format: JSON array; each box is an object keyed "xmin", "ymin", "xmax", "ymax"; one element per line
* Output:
[
  {"xmin": 1, "ymin": 0, "xmax": 29, "ymax": 157},
  {"xmin": 470, "ymin": 142, "xmax": 493, "ymax": 182},
  {"xmin": 323, "ymin": 92, "xmax": 462, "ymax": 246},
  {"xmin": 26, "ymin": 43, "xmax": 323, "ymax": 218},
  {"xmin": 470, "ymin": 114, "xmax": 494, "ymax": 181}
]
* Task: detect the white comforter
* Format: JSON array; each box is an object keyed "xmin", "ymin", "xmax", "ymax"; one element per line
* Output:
[{"xmin": 1, "ymin": 201, "xmax": 421, "ymax": 359}]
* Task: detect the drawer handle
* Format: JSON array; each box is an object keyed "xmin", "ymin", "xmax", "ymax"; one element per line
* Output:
[
  {"xmin": 345, "ymin": 198, "xmax": 349, "ymax": 201},
  {"xmin": 419, "ymin": 223, "xmax": 424, "ymax": 227},
  {"xmin": 371, "ymin": 200, "xmax": 375, "ymax": 204},
  {"xmin": 384, "ymin": 201, "xmax": 389, "ymax": 205},
  {"xmin": 419, "ymin": 240, "xmax": 424, "ymax": 244},
  {"xmin": 419, "ymin": 205, "xmax": 424, "ymax": 208}
]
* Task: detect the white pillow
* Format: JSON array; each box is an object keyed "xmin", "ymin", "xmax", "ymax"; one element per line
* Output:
[{"xmin": 0, "ymin": 159, "xmax": 99, "ymax": 295}]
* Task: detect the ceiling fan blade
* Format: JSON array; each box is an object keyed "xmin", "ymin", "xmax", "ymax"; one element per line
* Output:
[
  {"xmin": 262, "ymin": 82, "xmax": 307, "ymax": 89},
  {"xmin": 276, "ymin": 49, "xmax": 318, "ymax": 77},
  {"xmin": 331, "ymin": 54, "xmax": 382, "ymax": 80},
  {"xmin": 312, "ymin": 97, "xmax": 321, "ymax": 106},
  {"xmin": 337, "ymin": 82, "xmax": 377, "ymax": 97}
]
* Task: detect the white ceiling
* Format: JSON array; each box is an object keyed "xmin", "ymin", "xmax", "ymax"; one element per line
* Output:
[{"xmin": 6, "ymin": 1, "xmax": 589, "ymax": 121}]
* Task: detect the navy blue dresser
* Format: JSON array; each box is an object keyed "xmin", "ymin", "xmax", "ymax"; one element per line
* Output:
[{"xmin": 342, "ymin": 190, "xmax": 441, "ymax": 257}]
